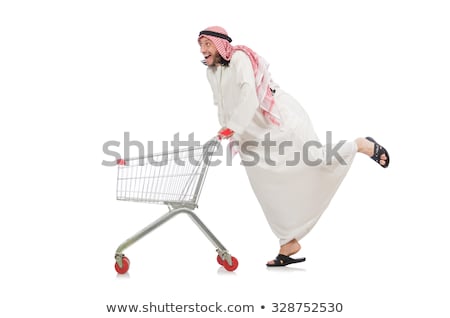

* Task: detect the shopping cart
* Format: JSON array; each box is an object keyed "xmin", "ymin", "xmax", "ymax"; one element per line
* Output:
[{"xmin": 113, "ymin": 136, "xmax": 238, "ymax": 273}]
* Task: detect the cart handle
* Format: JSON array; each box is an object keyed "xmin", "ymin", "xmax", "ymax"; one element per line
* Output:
[
  {"xmin": 217, "ymin": 127, "xmax": 234, "ymax": 140},
  {"xmin": 117, "ymin": 158, "xmax": 127, "ymax": 166}
]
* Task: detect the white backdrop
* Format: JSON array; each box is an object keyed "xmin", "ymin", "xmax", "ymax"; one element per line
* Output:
[{"xmin": 1, "ymin": 1, "xmax": 449, "ymax": 317}]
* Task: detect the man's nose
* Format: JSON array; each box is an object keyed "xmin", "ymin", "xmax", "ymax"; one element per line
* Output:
[{"xmin": 200, "ymin": 44, "xmax": 206, "ymax": 53}]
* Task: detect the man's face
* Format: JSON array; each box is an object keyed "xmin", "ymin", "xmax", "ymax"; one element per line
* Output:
[{"xmin": 199, "ymin": 38, "xmax": 221, "ymax": 66}]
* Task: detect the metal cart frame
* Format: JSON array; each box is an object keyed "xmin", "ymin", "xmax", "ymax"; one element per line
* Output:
[{"xmin": 113, "ymin": 137, "xmax": 238, "ymax": 273}]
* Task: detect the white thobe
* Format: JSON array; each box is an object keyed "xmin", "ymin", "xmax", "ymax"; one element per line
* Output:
[{"xmin": 207, "ymin": 51, "xmax": 357, "ymax": 245}]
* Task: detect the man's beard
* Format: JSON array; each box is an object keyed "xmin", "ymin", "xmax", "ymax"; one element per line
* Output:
[
  {"xmin": 213, "ymin": 52, "xmax": 222, "ymax": 65},
  {"xmin": 206, "ymin": 52, "xmax": 223, "ymax": 67}
]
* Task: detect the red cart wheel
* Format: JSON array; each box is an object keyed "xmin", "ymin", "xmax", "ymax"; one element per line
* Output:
[
  {"xmin": 223, "ymin": 256, "xmax": 238, "ymax": 272},
  {"xmin": 115, "ymin": 256, "xmax": 130, "ymax": 274},
  {"xmin": 216, "ymin": 255, "xmax": 223, "ymax": 265}
]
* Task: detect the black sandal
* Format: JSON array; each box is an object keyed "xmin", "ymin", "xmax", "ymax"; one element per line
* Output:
[
  {"xmin": 366, "ymin": 137, "xmax": 390, "ymax": 168},
  {"xmin": 266, "ymin": 254, "xmax": 306, "ymax": 267}
]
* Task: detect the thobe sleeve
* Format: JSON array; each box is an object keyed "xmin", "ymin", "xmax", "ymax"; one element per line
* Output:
[
  {"xmin": 206, "ymin": 69, "xmax": 219, "ymax": 106},
  {"xmin": 226, "ymin": 52, "xmax": 259, "ymax": 135}
]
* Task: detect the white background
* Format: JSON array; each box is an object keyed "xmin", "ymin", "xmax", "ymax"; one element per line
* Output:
[{"xmin": 1, "ymin": 0, "xmax": 449, "ymax": 317}]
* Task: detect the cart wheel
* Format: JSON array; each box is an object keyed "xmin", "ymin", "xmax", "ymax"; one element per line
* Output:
[
  {"xmin": 216, "ymin": 255, "xmax": 223, "ymax": 265},
  {"xmin": 115, "ymin": 256, "xmax": 130, "ymax": 274},
  {"xmin": 222, "ymin": 256, "xmax": 238, "ymax": 272}
]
